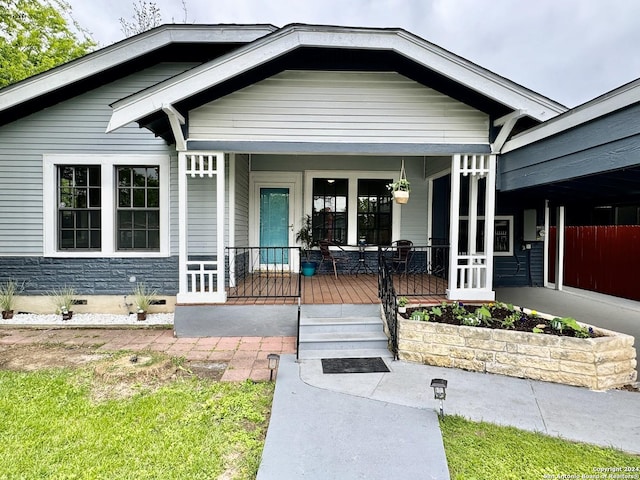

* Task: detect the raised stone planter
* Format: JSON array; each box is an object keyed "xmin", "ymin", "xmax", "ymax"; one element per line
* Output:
[{"xmin": 398, "ymin": 317, "xmax": 637, "ymax": 390}]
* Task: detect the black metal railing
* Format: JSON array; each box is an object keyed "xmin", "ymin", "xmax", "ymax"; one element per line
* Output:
[
  {"xmin": 226, "ymin": 247, "xmax": 302, "ymax": 298},
  {"xmin": 378, "ymin": 254, "xmax": 399, "ymax": 360},
  {"xmin": 377, "ymin": 244, "xmax": 450, "ymax": 297}
]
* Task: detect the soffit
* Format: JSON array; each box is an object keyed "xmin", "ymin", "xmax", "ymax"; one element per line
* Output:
[{"xmin": 108, "ymin": 24, "xmax": 567, "ymax": 138}]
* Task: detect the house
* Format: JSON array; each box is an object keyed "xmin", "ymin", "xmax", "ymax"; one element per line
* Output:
[{"xmin": 1, "ymin": 23, "xmax": 637, "ymax": 331}]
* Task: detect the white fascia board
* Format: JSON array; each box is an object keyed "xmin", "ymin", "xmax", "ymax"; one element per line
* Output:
[
  {"xmin": 0, "ymin": 24, "xmax": 276, "ymax": 113},
  {"xmin": 502, "ymin": 78, "xmax": 640, "ymax": 153},
  {"xmin": 107, "ymin": 24, "xmax": 567, "ymax": 132},
  {"xmin": 391, "ymin": 30, "xmax": 566, "ymax": 121}
]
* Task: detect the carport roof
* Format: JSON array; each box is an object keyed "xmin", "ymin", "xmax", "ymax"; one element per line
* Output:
[{"xmin": 499, "ymin": 77, "xmax": 640, "ymax": 205}]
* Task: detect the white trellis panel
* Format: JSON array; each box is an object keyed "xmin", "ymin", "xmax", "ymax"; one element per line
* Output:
[
  {"xmin": 177, "ymin": 151, "xmax": 227, "ymax": 303},
  {"xmin": 447, "ymin": 154, "xmax": 496, "ymax": 301}
]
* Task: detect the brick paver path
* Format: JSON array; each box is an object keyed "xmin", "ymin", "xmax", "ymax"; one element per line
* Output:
[{"xmin": 0, "ymin": 328, "xmax": 296, "ymax": 382}]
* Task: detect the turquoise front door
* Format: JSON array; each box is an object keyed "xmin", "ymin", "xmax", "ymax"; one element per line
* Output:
[{"xmin": 260, "ymin": 187, "xmax": 290, "ymax": 265}]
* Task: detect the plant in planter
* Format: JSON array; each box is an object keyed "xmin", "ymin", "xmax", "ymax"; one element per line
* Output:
[
  {"xmin": 49, "ymin": 286, "xmax": 76, "ymax": 320},
  {"xmin": 402, "ymin": 302, "xmax": 597, "ymax": 339},
  {"xmin": 388, "ymin": 159, "xmax": 410, "ymax": 204},
  {"xmin": 0, "ymin": 280, "xmax": 22, "ymax": 319},
  {"xmin": 131, "ymin": 282, "xmax": 157, "ymax": 320},
  {"xmin": 397, "ymin": 296, "xmax": 408, "ymax": 313},
  {"xmin": 295, "ymin": 214, "xmax": 317, "ymax": 276},
  {"xmin": 387, "ymin": 178, "xmax": 410, "ymax": 204}
]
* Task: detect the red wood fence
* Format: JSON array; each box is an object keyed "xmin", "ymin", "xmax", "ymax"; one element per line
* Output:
[{"xmin": 548, "ymin": 226, "xmax": 640, "ymax": 301}]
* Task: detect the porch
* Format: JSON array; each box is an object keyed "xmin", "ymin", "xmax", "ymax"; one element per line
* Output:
[{"xmin": 225, "ymin": 273, "xmax": 448, "ymax": 306}]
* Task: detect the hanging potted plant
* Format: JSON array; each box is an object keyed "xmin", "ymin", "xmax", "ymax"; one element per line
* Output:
[
  {"xmin": 295, "ymin": 214, "xmax": 317, "ymax": 276},
  {"xmin": 388, "ymin": 159, "xmax": 410, "ymax": 204},
  {"xmin": 132, "ymin": 282, "xmax": 157, "ymax": 321},
  {"xmin": 0, "ymin": 280, "xmax": 22, "ymax": 319},
  {"xmin": 388, "ymin": 178, "xmax": 410, "ymax": 204}
]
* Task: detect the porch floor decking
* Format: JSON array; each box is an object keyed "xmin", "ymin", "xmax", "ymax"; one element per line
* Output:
[{"xmin": 226, "ymin": 273, "xmax": 447, "ymax": 305}]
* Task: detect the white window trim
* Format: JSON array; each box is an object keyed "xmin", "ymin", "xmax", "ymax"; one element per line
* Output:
[
  {"xmin": 43, "ymin": 154, "xmax": 170, "ymax": 258},
  {"xmin": 304, "ymin": 170, "xmax": 400, "ymax": 246},
  {"xmin": 459, "ymin": 215, "xmax": 514, "ymax": 256}
]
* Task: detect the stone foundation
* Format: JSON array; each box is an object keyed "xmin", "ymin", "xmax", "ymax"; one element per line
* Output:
[{"xmin": 398, "ymin": 318, "xmax": 637, "ymax": 390}]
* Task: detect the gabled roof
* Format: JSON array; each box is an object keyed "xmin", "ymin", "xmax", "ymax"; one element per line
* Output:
[
  {"xmin": 107, "ymin": 23, "xmax": 567, "ymax": 134},
  {"xmin": 502, "ymin": 77, "xmax": 640, "ymax": 153},
  {"xmin": 0, "ymin": 24, "xmax": 277, "ymax": 125}
]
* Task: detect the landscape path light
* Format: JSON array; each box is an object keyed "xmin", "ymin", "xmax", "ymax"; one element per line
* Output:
[
  {"xmin": 430, "ymin": 378, "xmax": 448, "ymax": 418},
  {"xmin": 267, "ymin": 353, "xmax": 280, "ymax": 381}
]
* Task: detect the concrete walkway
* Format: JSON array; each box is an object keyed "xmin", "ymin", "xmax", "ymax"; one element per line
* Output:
[
  {"xmin": 258, "ymin": 354, "xmax": 639, "ymax": 479},
  {"xmin": 257, "ymin": 355, "xmax": 451, "ymax": 480}
]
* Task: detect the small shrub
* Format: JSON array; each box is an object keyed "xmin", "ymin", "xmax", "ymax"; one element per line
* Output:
[
  {"xmin": 0, "ymin": 280, "xmax": 22, "ymax": 312},
  {"xmin": 131, "ymin": 283, "xmax": 157, "ymax": 313},
  {"xmin": 48, "ymin": 286, "xmax": 76, "ymax": 314}
]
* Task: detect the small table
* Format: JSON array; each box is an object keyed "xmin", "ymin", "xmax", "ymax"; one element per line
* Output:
[{"xmin": 351, "ymin": 240, "xmax": 374, "ymax": 275}]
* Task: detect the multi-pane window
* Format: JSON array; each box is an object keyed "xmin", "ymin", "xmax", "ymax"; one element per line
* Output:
[
  {"xmin": 46, "ymin": 155, "xmax": 168, "ymax": 257},
  {"xmin": 357, "ymin": 179, "xmax": 392, "ymax": 245},
  {"xmin": 116, "ymin": 166, "xmax": 160, "ymax": 250},
  {"xmin": 58, "ymin": 166, "xmax": 101, "ymax": 250},
  {"xmin": 312, "ymin": 178, "xmax": 348, "ymax": 244}
]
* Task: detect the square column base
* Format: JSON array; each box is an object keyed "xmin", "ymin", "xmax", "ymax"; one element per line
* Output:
[
  {"xmin": 446, "ymin": 288, "xmax": 495, "ymax": 302},
  {"xmin": 176, "ymin": 292, "xmax": 227, "ymax": 304}
]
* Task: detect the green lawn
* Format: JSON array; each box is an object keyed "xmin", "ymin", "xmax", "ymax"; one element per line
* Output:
[
  {"xmin": 441, "ymin": 415, "xmax": 640, "ymax": 480},
  {"xmin": 2, "ymin": 361, "xmax": 639, "ymax": 480},
  {"xmin": 0, "ymin": 367, "xmax": 273, "ymax": 480}
]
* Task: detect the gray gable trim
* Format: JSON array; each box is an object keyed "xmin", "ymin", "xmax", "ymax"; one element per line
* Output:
[
  {"xmin": 108, "ymin": 24, "xmax": 566, "ymax": 133},
  {"xmin": 499, "ymin": 102, "xmax": 640, "ymax": 202},
  {"xmin": 502, "ymin": 77, "xmax": 640, "ymax": 153},
  {"xmin": 186, "ymin": 140, "xmax": 492, "ymax": 155},
  {"xmin": 0, "ymin": 24, "xmax": 277, "ymax": 116}
]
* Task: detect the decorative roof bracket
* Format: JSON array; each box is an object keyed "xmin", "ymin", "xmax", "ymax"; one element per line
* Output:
[
  {"xmin": 492, "ymin": 109, "xmax": 526, "ymax": 154},
  {"xmin": 162, "ymin": 103, "xmax": 186, "ymax": 151}
]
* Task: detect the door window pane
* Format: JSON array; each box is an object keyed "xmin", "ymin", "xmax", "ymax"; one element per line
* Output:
[{"xmin": 259, "ymin": 188, "xmax": 289, "ymax": 264}]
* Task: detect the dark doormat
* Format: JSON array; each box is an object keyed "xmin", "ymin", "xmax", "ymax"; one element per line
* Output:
[{"xmin": 321, "ymin": 357, "xmax": 390, "ymax": 374}]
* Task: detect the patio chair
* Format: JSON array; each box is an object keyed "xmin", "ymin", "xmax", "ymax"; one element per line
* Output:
[
  {"xmin": 391, "ymin": 240, "xmax": 413, "ymax": 274},
  {"xmin": 318, "ymin": 240, "xmax": 346, "ymax": 279}
]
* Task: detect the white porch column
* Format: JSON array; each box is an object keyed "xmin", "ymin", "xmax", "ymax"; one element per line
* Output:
[
  {"xmin": 176, "ymin": 151, "xmax": 227, "ymax": 304},
  {"xmin": 555, "ymin": 205, "xmax": 565, "ymax": 291},
  {"xmin": 543, "ymin": 200, "xmax": 550, "ymax": 288},
  {"xmin": 447, "ymin": 154, "xmax": 496, "ymax": 301}
]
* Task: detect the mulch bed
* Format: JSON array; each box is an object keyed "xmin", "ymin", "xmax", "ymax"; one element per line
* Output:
[{"xmin": 400, "ymin": 303, "xmax": 601, "ymax": 338}]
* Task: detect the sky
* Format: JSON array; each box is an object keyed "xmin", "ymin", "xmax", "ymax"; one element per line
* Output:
[{"xmin": 65, "ymin": 0, "xmax": 640, "ymax": 108}]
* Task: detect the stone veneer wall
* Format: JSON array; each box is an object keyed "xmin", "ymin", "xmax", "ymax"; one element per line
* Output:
[
  {"xmin": 0, "ymin": 256, "xmax": 179, "ymax": 294},
  {"xmin": 398, "ymin": 319, "xmax": 637, "ymax": 390}
]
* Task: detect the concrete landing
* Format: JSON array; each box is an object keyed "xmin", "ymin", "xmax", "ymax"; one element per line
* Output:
[
  {"xmin": 298, "ymin": 359, "xmax": 640, "ymax": 455},
  {"xmin": 174, "ymin": 304, "xmax": 298, "ymax": 337}
]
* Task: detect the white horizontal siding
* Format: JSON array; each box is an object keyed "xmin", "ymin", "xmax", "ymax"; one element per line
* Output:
[
  {"xmin": 234, "ymin": 154, "xmax": 250, "ymax": 246},
  {"xmin": 0, "ymin": 62, "xmax": 197, "ymax": 255},
  {"xmin": 187, "ymin": 176, "xmax": 217, "ymax": 255},
  {"xmin": 189, "ymin": 71, "xmax": 489, "ymax": 144}
]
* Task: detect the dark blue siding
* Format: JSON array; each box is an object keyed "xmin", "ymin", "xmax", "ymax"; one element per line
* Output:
[{"xmin": 500, "ymin": 103, "xmax": 640, "ymax": 191}]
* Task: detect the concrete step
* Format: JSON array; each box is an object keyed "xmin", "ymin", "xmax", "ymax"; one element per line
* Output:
[
  {"xmin": 299, "ymin": 316, "xmax": 383, "ymax": 333},
  {"xmin": 301, "ymin": 304, "xmax": 381, "ymax": 319},
  {"xmin": 298, "ymin": 331, "xmax": 389, "ymax": 351},
  {"xmin": 297, "ymin": 348, "xmax": 393, "ymax": 360}
]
